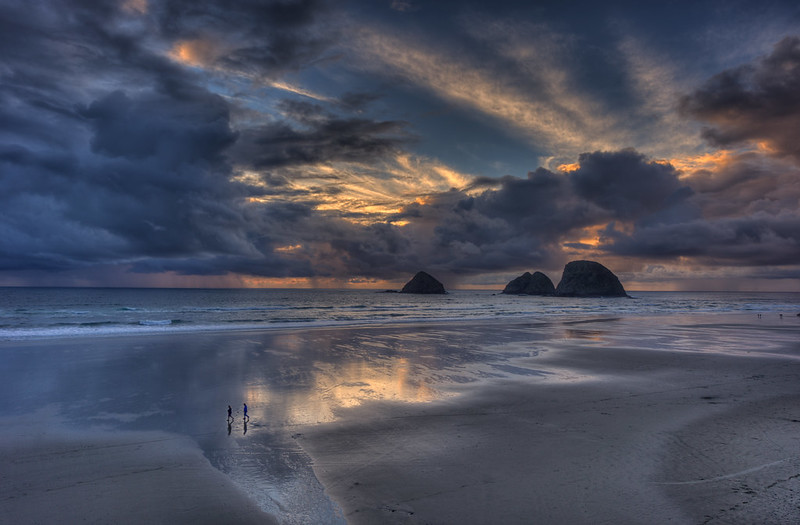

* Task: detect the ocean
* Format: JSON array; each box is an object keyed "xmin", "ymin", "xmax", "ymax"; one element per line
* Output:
[{"xmin": 1, "ymin": 287, "xmax": 798, "ymax": 340}]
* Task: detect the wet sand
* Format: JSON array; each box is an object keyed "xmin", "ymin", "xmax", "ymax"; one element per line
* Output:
[
  {"xmin": 0, "ymin": 422, "xmax": 276, "ymax": 524},
  {"xmin": 294, "ymin": 315, "xmax": 800, "ymax": 523},
  {"xmin": 1, "ymin": 313, "xmax": 799, "ymax": 523}
]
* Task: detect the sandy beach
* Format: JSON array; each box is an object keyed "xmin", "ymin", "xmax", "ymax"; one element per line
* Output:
[
  {"xmin": 2, "ymin": 313, "xmax": 799, "ymax": 524},
  {"xmin": 0, "ymin": 424, "xmax": 276, "ymax": 524}
]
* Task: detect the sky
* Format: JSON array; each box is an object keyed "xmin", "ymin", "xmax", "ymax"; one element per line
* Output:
[{"xmin": 1, "ymin": 0, "xmax": 799, "ymax": 291}]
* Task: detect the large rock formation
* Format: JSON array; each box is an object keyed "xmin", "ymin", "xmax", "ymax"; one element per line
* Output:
[
  {"xmin": 554, "ymin": 261, "xmax": 628, "ymax": 297},
  {"xmin": 502, "ymin": 271, "xmax": 555, "ymax": 295},
  {"xmin": 400, "ymin": 271, "xmax": 446, "ymax": 294}
]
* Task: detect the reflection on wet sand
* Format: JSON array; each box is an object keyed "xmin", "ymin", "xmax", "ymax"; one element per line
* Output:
[
  {"xmin": 562, "ymin": 328, "xmax": 607, "ymax": 341},
  {"xmin": 244, "ymin": 352, "xmax": 446, "ymax": 427},
  {"xmin": 0, "ymin": 320, "xmax": 608, "ymax": 525},
  {"xmin": 313, "ymin": 358, "xmax": 439, "ymax": 419}
]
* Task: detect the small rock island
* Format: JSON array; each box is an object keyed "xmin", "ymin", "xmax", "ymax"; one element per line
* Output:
[
  {"xmin": 401, "ymin": 271, "xmax": 447, "ymax": 294},
  {"xmin": 554, "ymin": 260, "xmax": 628, "ymax": 297},
  {"xmin": 501, "ymin": 271, "xmax": 555, "ymax": 295}
]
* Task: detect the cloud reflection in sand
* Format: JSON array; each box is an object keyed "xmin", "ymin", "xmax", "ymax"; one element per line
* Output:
[
  {"xmin": 242, "ymin": 334, "xmax": 455, "ymax": 426},
  {"xmin": 237, "ymin": 324, "xmax": 597, "ymax": 427}
]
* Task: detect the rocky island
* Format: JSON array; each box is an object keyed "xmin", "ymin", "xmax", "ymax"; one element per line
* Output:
[
  {"xmin": 501, "ymin": 261, "xmax": 628, "ymax": 298},
  {"xmin": 400, "ymin": 271, "xmax": 447, "ymax": 294},
  {"xmin": 554, "ymin": 260, "xmax": 628, "ymax": 297},
  {"xmin": 501, "ymin": 271, "xmax": 555, "ymax": 295}
]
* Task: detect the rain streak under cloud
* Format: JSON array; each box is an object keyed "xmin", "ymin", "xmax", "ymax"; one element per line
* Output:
[{"xmin": 1, "ymin": 0, "xmax": 799, "ymax": 290}]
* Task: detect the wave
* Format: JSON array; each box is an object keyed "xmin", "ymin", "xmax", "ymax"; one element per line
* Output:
[
  {"xmin": 0, "ymin": 290, "xmax": 796, "ymax": 341},
  {"xmin": 185, "ymin": 306, "xmax": 292, "ymax": 313},
  {"xmin": 0, "ymin": 314, "xmax": 486, "ymax": 341}
]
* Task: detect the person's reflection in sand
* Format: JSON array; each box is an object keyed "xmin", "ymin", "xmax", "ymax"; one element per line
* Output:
[
  {"xmin": 227, "ymin": 419, "xmax": 232, "ymax": 436},
  {"xmin": 243, "ymin": 419, "xmax": 248, "ymax": 435}
]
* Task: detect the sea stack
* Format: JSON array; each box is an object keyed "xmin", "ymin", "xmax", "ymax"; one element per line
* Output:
[
  {"xmin": 502, "ymin": 271, "xmax": 555, "ymax": 295},
  {"xmin": 554, "ymin": 260, "xmax": 628, "ymax": 297},
  {"xmin": 401, "ymin": 271, "xmax": 446, "ymax": 294}
]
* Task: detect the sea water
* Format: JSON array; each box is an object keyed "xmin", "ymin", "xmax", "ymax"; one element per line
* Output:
[{"xmin": 0, "ymin": 287, "xmax": 798, "ymax": 340}]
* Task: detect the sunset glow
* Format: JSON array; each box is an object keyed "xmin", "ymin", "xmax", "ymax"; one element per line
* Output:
[
  {"xmin": 169, "ymin": 39, "xmax": 220, "ymax": 68},
  {"xmin": 1, "ymin": 1, "xmax": 799, "ymax": 290},
  {"xmin": 668, "ymin": 149, "xmax": 739, "ymax": 175},
  {"xmin": 121, "ymin": 0, "xmax": 147, "ymax": 15}
]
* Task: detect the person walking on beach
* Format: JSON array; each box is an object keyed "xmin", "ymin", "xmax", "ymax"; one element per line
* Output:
[
  {"xmin": 227, "ymin": 405, "xmax": 233, "ymax": 421},
  {"xmin": 243, "ymin": 402, "xmax": 249, "ymax": 420}
]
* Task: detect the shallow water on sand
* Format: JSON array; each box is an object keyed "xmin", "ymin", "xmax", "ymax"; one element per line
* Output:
[
  {"xmin": 2, "ymin": 313, "xmax": 799, "ymax": 522},
  {"xmin": 0, "ymin": 321, "xmax": 584, "ymax": 522}
]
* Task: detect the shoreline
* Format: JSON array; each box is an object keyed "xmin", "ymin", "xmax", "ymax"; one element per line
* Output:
[
  {"xmin": 0, "ymin": 311, "xmax": 611, "ymax": 343},
  {"xmin": 1, "ymin": 308, "xmax": 794, "ymax": 344},
  {"xmin": 2, "ymin": 313, "xmax": 800, "ymax": 523},
  {"xmin": 3, "ymin": 288, "xmax": 798, "ymax": 343}
]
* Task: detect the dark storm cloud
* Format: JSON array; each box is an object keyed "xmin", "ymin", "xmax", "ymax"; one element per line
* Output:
[
  {"xmin": 687, "ymin": 152, "xmax": 800, "ymax": 220},
  {"xmin": 681, "ymin": 36, "xmax": 800, "ymax": 160},
  {"xmin": 384, "ymin": 141, "xmax": 797, "ymax": 273},
  {"xmin": 156, "ymin": 0, "xmax": 323, "ymax": 36},
  {"xmin": 0, "ymin": 0, "xmax": 428, "ymax": 282},
  {"xmin": 571, "ymin": 150, "xmax": 692, "ymax": 221},
  {"xmin": 603, "ymin": 214, "xmax": 800, "ymax": 266},
  {"xmin": 154, "ymin": 0, "xmax": 332, "ymax": 75},
  {"xmin": 80, "ymin": 89, "xmax": 236, "ymax": 163},
  {"xmin": 0, "ymin": 0, "xmax": 345, "ymax": 280},
  {"xmin": 380, "ymin": 150, "xmax": 696, "ymax": 275},
  {"xmin": 336, "ymin": 91, "xmax": 382, "ymax": 112},
  {"xmin": 234, "ymin": 100, "xmax": 411, "ymax": 169},
  {"xmin": 325, "ymin": 223, "xmax": 414, "ymax": 276},
  {"xmin": 609, "ymin": 37, "xmax": 800, "ymax": 268},
  {"xmin": 599, "ymin": 162, "xmax": 800, "ymax": 265}
]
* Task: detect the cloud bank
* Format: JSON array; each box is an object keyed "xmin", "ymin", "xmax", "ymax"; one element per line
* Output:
[{"xmin": 0, "ymin": 1, "xmax": 798, "ymax": 288}]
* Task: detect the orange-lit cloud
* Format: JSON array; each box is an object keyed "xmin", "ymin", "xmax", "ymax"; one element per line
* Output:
[
  {"xmin": 268, "ymin": 80, "xmax": 332, "ymax": 102},
  {"xmin": 235, "ymin": 154, "xmax": 476, "ymax": 224},
  {"xmin": 667, "ymin": 149, "xmax": 739, "ymax": 175},
  {"xmin": 350, "ymin": 24, "xmax": 619, "ymax": 160},
  {"xmin": 562, "ymin": 223, "xmax": 609, "ymax": 252},
  {"xmin": 121, "ymin": 0, "xmax": 147, "ymax": 15},
  {"xmin": 274, "ymin": 244, "xmax": 303, "ymax": 253},
  {"xmin": 755, "ymin": 141, "xmax": 779, "ymax": 155},
  {"xmin": 169, "ymin": 38, "xmax": 221, "ymax": 68},
  {"xmin": 349, "ymin": 19, "xmax": 706, "ymax": 168}
]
